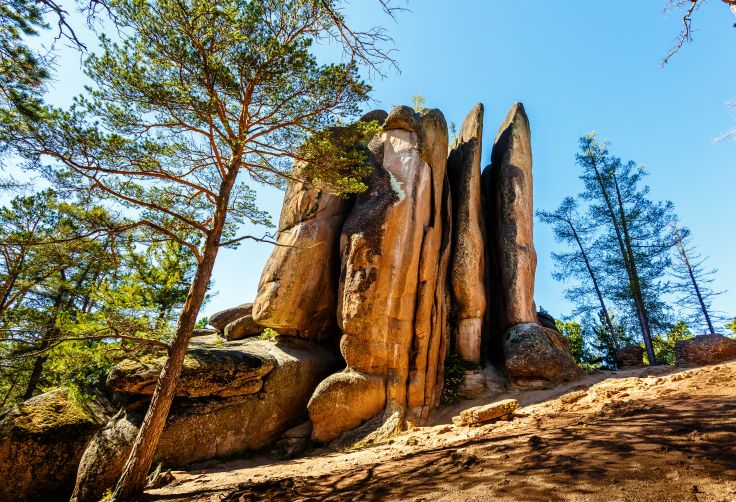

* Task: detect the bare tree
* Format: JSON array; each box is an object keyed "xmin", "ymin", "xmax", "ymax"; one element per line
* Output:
[{"xmin": 662, "ymin": 0, "xmax": 736, "ymax": 66}]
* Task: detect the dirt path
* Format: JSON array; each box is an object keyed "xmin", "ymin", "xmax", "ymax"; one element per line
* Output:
[{"xmin": 147, "ymin": 362, "xmax": 736, "ymax": 502}]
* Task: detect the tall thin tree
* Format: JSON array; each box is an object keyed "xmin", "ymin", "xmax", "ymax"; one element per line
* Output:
[
  {"xmin": 537, "ymin": 197, "xmax": 620, "ymax": 351},
  {"xmin": 577, "ymin": 134, "xmax": 675, "ymax": 365},
  {"xmin": 671, "ymin": 223, "xmax": 723, "ymax": 334}
]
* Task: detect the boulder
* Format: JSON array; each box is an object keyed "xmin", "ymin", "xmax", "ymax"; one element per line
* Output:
[
  {"xmin": 209, "ymin": 303, "xmax": 252, "ymax": 332},
  {"xmin": 360, "ymin": 109, "xmax": 389, "ymax": 124},
  {"xmin": 675, "ymin": 334, "xmax": 736, "ymax": 367},
  {"xmin": 504, "ymin": 323, "xmax": 582, "ymax": 383},
  {"xmin": 192, "ymin": 327, "xmax": 218, "ymax": 337},
  {"xmin": 318, "ymin": 105, "xmax": 450, "ymax": 440},
  {"xmin": 308, "ymin": 371, "xmax": 387, "ymax": 443},
  {"xmin": 616, "ymin": 345, "xmax": 645, "ymax": 368},
  {"xmin": 483, "ymin": 103, "xmax": 538, "ymax": 350},
  {"xmin": 252, "ymin": 177, "xmax": 351, "ymax": 342},
  {"xmin": 73, "ymin": 338, "xmax": 338, "ymax": 502},
  {"xmin": 537, "ymin": 311, "xmax": 559, "ymax": 332},
  {"xmin": 454, "ymin": 398, "xmax": 519, "ymax": 427},
  {"xmin": 447, "ymin": 104, "xmax": 487, "ymax": 363},
  {"xmin": 224, "ymin": 314, "xmax": 264, "ymax": 340},
  {"xmin": 106, "ymin": 337, "xmax": 274, "ymax": 398},
  {"xmin": 0, "ymin": 389, "xmax": 112, "ymax": 502}
]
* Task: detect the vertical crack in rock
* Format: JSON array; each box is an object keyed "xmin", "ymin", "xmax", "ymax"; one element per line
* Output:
[{"xmin": 309, "ymin": 106, "xmax": 450, "ymax": 442}]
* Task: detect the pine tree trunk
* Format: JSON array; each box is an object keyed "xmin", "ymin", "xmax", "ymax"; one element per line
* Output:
[
  {"xmin": 611, "ymin": 174, "xmax": 657, "ymax": 364},
  {"xmin": 569, "ymin": 221, "xmax": 620, "ymax": 350},
  {"xmin": 676, "ymin": 232, "xmax": 716, "ymax": 335},
  {"xmin": 111, "ymin": 168, "xmax": 237, "ymax": 501},
  {"xmin": 587, "ymin": 151, "xmax": 656, "ymax": 364}
]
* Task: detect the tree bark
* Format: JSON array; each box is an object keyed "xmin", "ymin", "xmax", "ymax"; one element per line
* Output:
[{"xmin": 111, "ymin": 166, "xmax": 238, "ymax": 501}]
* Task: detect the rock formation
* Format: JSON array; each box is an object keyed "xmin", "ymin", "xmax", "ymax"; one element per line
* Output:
[
  {"xmin": 483, "ymin": 104, "xmax": 580, "ymax": 383},
  {"xmin": 309, "ymin": 106, "xmax": 452, "ymax": 442},
  {"xmin": 483, "ymin": 103, "xmax": 538, "ymax": 338},
  {"xmin": 0, "ymin": 389, "xmax": 112, "ymax": 502},
  {"xmin": 0, "ymin": 101, "xmax": 587, "ymax": 501},
  {"xmin": 447, "ymin": 104, "xmax": 487, "ymax": 364},
  {"xmin": 252, "ymin": 178, "xmax": 351, "ymax": 342},
  {"xmin": 72, "ymin": 335, "xmax": 336, "ymax": 502}
]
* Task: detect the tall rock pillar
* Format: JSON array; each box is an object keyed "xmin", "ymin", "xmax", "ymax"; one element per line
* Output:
[
  {"xmin": 308, "ymin": 106, "xmax": 451, "ymax": 442},
  {"xmin": 447, "ymin": 104, "xmax": 487, "ymax": 364}
]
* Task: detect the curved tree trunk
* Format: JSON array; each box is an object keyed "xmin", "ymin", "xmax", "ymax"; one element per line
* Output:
[{"xmin": 111, "ymin": 169, "xmax": 237, "ymax": 500}]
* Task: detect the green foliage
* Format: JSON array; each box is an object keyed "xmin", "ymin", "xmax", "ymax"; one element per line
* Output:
[
  {"xmin": 298, "ymin": 120, "xmax": 382, "ymax": 194},
  {"xmin": 258, "ymin": 328, "xmax": 279, "ymax": 341},
  {"xmin": 728, "ymin": 317, "xmax": 736, "ymax": 336},
  {"xmin": 646, "ymin": 321, "xmax": 693, "ymax": 365},
  {"xmin": 0, "ymin": 0, "xmax": 49, "ymax": 122},
  {"xmin": 441, "ymin": 350, "xmax": 477, "ymax": 404},
  {"xmin": 412, "ymin": 95, "xmax": 426, "ymax": 112},
  {"xmin": 0, "ymin": 191, "xmax": 202, "ymax": 410},
  {"xmin": 556, "ymin": 320, "xmax": 586, "ymax": 366}
]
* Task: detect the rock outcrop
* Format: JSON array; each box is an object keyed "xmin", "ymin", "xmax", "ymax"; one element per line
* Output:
[
  {"xmin": 675, "ymin": 334, "xmax": 736, "ymax": 367},
  {"xmin": 0, "ymin": 389, "xmax": 112, "ymax": 502},
  {"xmin": 453, "ymin": 398, "xmax": 519, "ymax": 426},
  {"xmin": 447, "ymin": 104, "xmax": 487, "ymax": 364},
  {"xmin": 1, "ymin": 101, "xmax": 589, "ymax": 502},
  {"xmin": 309, "ymin": 106, "xmax": 451, "ymax": 442},
  {"xmin": 73, "ymin": 336, "xmax": 338, "ymax": 502},
  {"xmin": 616, "ymin": 345, "xmax": 645, "ymax": 368},
  {"xmin": 106, "ymin": 338, "xmax": 276, "ymax": 398},
  {"xmin": 252, "ymin": 179, "xmax": 351, "ymax": 342},
  {"xmin": 224, "ymin": 313, "xmax": 264, "ymax": 340}
]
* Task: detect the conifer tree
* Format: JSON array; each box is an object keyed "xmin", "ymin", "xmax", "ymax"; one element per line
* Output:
[
  {"xmin": 577, "ymin": 134, "xmax": 676, "ymax": 365},
  {"xmin": 4, "ymin": 0, "xmax": 399, "ymax": 496},
  {"xmin": 670, "ymin": 223, "xmax": 724, "ymax": 334}
]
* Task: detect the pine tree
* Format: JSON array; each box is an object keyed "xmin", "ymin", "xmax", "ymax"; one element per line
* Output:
[
  {"xmin": 537, "ymin": 196, "xmax": 620, "ymax": 351},
  {"xmin": 5, "ymin": 0, "xmax": 398, "ymax": 497},
  {"xmin": 577, "ymin": 134, "xmax": 676, "ymax": 365},
  {"xmin": 670, "ymin": 223, "xmax": 724, "ymax": 334}
]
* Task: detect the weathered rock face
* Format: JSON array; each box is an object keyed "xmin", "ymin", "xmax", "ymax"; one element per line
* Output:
[
  {"xmin": 208, "ymin": 303, "xmax": 252, "ymax": 332},
  {"xmin": 447, "ymin": 104, "xmax": 487, "ymax": 363},
  {"xmin": 106, "ymin": 338, "xmax": 275, "ymax": 398},
  {"xmin": 675, "ymin": 334, "xmax": 736, "ymax": 367},
  {"xmin": 73, "ymin": 337, "xmax": 338, "ymax": 502},
  {"xmin": 309, "ymin": 106, "xmax": 451, "ymax": 442},
  {"xmin": 616, "ymin": 345, "xmax": 645, "ymax": 368},
  {"xmin": 252, "ymin": 178, "xmax": 351, "ymax": 342},
  {"xmin": 503, "ymin": 323, "xmax": 582, "ymax": 383},
  {"xmin": 0, "ymin": 389, "xmax": 112, "ymax": 502},
  {"xmin": 483, "ymin": 103, "xmax": 538, "ymax": 346}
]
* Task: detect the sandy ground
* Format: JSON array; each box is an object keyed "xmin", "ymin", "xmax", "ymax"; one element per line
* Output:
[{"xmin": 146, "ymin": 361, "xmax": 736, "ymax": 502}]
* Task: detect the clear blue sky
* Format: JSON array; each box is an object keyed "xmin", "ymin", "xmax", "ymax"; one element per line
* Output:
[{"xmin": 14, "ymin": 1, "xmax": 736, "ymax": 331}]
